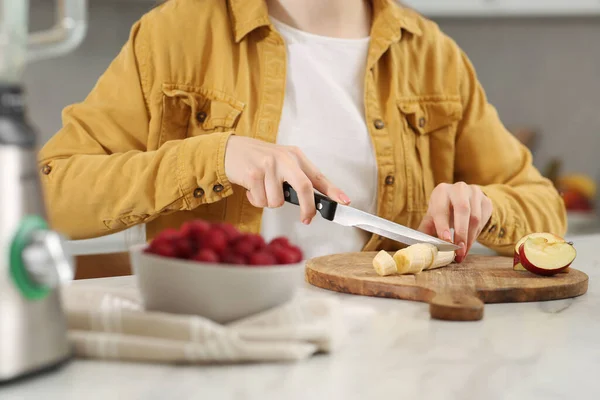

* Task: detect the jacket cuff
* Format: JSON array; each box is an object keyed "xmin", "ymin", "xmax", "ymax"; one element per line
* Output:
[
  {"xmin": 477, "ymin": 185, "xmax": 523, "ymax": 254},
  {"xmin": 176, "ymin": 131, "xmax": 234, "ymax": 209}
]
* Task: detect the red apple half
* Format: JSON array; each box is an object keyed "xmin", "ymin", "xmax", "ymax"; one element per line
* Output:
[
  {"xmin": 513, "ymin": 232, "xmax": 565, "ymax": 271},
  {"xmin": 518, "ymin": 237, "xmax": 576, "ymax": 276}
]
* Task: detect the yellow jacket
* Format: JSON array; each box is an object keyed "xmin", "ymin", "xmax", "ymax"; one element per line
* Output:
[{"xmin": 38, "ymin": 0, "xmax": 566, "ymax": 256}]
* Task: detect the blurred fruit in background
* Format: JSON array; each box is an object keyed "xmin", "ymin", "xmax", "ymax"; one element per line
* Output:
[
  {"xmin": 557, "ymin": 174, "xmax": 596, "ymax": 212},
  {"xmin": 542, "ymin": 158, "xmax": 596, "ymax": 213},
  {"xmin": 558, "ymin": 174, "xmax": 596, "ymax": 200}
]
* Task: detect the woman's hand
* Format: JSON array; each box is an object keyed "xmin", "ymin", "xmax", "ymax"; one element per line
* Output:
[
  {"xmin": 224, "ymin": 136, "xmax": 350, "ymax": 224},
  {"xmin": 418, "ymin": 182, "xmax": 493, "ymax": 263}
]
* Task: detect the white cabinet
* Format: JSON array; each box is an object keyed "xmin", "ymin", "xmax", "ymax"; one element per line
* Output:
[{"xmin": 402, "ymin": 0, "xmax": 600, "ymax": 16}]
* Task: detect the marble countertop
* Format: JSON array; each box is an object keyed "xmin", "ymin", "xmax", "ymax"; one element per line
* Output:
[{"xmin": 2, "ymin": 234, "xmax": 600, "ymax": 400}]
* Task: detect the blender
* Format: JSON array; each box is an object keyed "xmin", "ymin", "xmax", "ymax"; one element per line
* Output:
[{"xmin": 0, "ymin": 0, "xmax": 87, "ymax": 383}]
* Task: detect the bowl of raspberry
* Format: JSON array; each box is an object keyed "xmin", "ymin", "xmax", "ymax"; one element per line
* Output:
[{"xmin": 129, "ymin": 220, "xmax": 306, "ymax": 324}]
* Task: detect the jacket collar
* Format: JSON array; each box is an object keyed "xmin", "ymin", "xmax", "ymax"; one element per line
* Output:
[{"xmin": 227, "ymin": 0, "xmax": 422, "ymax": 43}]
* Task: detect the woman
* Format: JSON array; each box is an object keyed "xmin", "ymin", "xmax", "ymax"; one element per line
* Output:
[{"xmin": 38, "ymin": 0, "xmax": 566, "ymax": 263}]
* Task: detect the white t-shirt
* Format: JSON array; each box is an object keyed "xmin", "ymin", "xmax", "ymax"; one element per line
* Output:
[{"xmin": 260, "ymin": 17, "xmax": 379, "ymax": 260}]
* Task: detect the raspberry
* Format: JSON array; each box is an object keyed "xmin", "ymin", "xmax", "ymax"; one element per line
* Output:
[
  {"xmin": 201, "ymin": 229, "xmax": 228, "ymax": 253},
  {"xmin": 248, "ymin": 234, "xmax": 266, "ymax": 250},
  {"xmin": 181, "ymin": 220, "xmax": 210, "ymax": 242},
  {"xmin": 174, "ymin": 239, "xmax": 194, "ymax": 259},
  {"xmin": 233, "ymin": 239, "xmax": 255, "ymax": 257},
  {"xmin": 215, "ymin": 222, "xmax": 242, "ymax": 241},
  {"xmin": 148, "ymin": 228, "xmax": 186, "ymax": 258},
  {"xmin": 222, "ymin": 253, "xmax": 247, "ymax": 265},
  {"xmin": 270, "ymin": 246, "xmax": 300, "ymax": 265},
  {"xmin": 151, "ymin": 228, "xmax": 182, "ymax": 245},
  {"xmin": 193, "ymin": 249, "xmax": 220, "ymax": 263},
  {"xmin": 288, "ymin": 245, "xmax": 303, "ymax": 263},
  {"xmin": 146, "ymin": 243, "xmax": 178, "ymax": 259},
  {"xmin": 232, "ymin": 233, "xmax": 264, "ymax": 249},
  {"xmin": 248, "ymin": 251, "xmax": 277, "ymax": 266},
  {"xmin": 268, "ymin": 237, "xmax": 290, "ymax": 249}
]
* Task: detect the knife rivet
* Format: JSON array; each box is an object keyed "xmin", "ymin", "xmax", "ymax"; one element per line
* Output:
[
  {"xmin": 317, "ymin": 203, "xmax": 323, "ymax": 210},
  {"xmin": 284, "ymin": 190, "xmax": 290, "ymax": 198}
]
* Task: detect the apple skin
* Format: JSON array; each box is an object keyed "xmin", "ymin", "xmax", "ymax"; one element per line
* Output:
[
  {"xmin": 518, "ymin": 242, "xmax": 575, "ymax": 276},
  {"xmin": 513, "ymin": 233, "xmax": 565, "ymax": 271},
  {"xmin": 562, "ymin": 189, "xmax": 593, "ymax": 212},
  {"xmin": 513, "ymin": 252, "xmax": 526, "ymax": 271}
]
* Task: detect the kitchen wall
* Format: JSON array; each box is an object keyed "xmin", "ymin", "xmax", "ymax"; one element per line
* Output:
[{"xmin": 25, "ymin": 0, "xmax": 600, "ymax": 181}]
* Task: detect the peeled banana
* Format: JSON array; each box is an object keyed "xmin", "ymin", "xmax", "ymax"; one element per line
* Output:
[
  {"xmin": 428, "ymin": 250, "xmax": 455, "ymax": 270},
  {"xmin": 372, "ymin": 243, "xmax": 455, "ymax": 276}
]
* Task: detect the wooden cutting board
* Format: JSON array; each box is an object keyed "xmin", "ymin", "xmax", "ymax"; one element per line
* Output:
[{"xmin": 305, "ymin": 253, "xmax": 589, "ymax": 321}]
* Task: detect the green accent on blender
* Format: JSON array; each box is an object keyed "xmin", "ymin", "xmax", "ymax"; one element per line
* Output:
[{"xmin": 10, "ymin": 215, "xmax": 50, "ymax": 300}]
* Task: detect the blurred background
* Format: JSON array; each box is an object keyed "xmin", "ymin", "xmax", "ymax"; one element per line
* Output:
[{"xmin": 24, "ymin": 0, "xmax": 600, "ymax": 235}]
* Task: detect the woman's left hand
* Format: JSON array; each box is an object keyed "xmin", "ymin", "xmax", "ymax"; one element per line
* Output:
[{"xmin": 417, "ymin": 182, "xmax": 493, "ymax": 263}]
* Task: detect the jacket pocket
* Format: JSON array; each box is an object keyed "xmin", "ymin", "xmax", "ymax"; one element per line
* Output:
[
  {"xmin": 158, "ymin": 84, "xmax": 245, "ymax": 147},
  {"xmin": 398, "ymin": 96, "xmax": 463, "ymax": 212}
]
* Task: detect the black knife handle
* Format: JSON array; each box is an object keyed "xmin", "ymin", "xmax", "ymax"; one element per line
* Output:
[{"xmin": 282, "ymin": 182, "xmax": 338, "ymax": 221}]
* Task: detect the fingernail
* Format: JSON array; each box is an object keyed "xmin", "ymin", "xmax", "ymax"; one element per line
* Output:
[
  {"xmin": 303, "ymin": 219, "xmax": 311, "ymax": 225},
  {"xmin": 443, "ymin": 230, "xmax": 452, "ymax": 242},
  {"xmin": 339, "ymin": 193, "xmax": 351, "ymax": 205}
]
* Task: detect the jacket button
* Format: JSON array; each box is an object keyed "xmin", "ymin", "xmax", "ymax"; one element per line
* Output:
[
  {"xmin": 193, "ymin": 188, "xmax": 205, "ymax": 198},
  {"xmin": 41, "ymin": 165, "xmax": 52, "ymax": 175},
  {"xmin": 418, "ymin": 117, "xmax": 426, "ymax": 128},
  {"xmin": 374, "ymin": 119, "xmax": 385, "ymax": 130},
  {"xmin": 385, "ymin": 175, "xmax": 395, "ymax": 185},
  {"xmin": 498, "ymin": 227, "xmax": 506, "ymax": 238},
  {"xmin": 213, "ymin": 184, "xmax": 224, "ymax": 193},
  {"xmin": 196, "ymin": 111, "xmax": 207, "ymax": 123}
]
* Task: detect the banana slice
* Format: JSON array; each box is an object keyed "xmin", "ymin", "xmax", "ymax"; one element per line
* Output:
[
  {"xmin": 427, "ymin": 251, "xmax": 455, "ymax": 270},
  {"xmin": 372, "ymin": 250, "xmax": 398, "ymax": 276},
  {"xmin": 393, "ymin": 243, "xmax": 438, "ymax": 274}
]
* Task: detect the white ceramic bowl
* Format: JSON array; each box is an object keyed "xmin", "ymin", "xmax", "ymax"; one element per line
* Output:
[{"xmin": 129, "ymin": 244, "xmax": 306, "ymax": 324}]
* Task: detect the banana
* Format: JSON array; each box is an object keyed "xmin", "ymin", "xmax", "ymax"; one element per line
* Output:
[
  {"xmin": 372, "ymin": 244, "xmax": 456, "ymax": 276},
  {"xmin": 558, "ymin": 175, "xmax": 596, "ymax": 200},
  {"xmin": 394, "ymin": 243, "xmax": 438, "ymax": 274},
  {"xmin": 427, "ymin": 251, "xmax": 455, "ymax": 270},
  {"xmin": 372, "ymin": 250, "xmax": 398, "ymax": 276}
]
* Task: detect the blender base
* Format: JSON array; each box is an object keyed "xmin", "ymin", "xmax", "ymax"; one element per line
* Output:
[{"xmin": 0, "ymin": 354, "xmax": 72, "ymax": 386}]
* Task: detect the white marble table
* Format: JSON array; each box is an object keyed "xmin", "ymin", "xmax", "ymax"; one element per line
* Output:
[{"xmin": 2, "ymin": 235, "xmax": 600, "ymax": 400}]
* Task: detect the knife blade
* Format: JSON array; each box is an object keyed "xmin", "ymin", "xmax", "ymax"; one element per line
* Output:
[{"xmin": 282, "ymin": 182, "xmax": 460, "ymax": 252}]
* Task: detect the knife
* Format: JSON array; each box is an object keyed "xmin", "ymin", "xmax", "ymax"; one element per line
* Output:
[{"xmin": 282, "ymin": 182, "xmax": 460, "ymax": 252}]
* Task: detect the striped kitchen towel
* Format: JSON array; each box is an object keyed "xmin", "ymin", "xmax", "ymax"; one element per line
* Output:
[{"xmin": 61, "ymin": 283, "xmax": 346, "ymax": 364}]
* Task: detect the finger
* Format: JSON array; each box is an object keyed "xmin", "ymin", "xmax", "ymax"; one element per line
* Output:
[
  {"xmin": 246, "ymin": 190, "xmax": 255, "ymax": 206},
  {"xmin": 264, "ymin": 161, "xmax": 284, "ymax": 208},
  {"xmin": 246, "ymin": 188, "xmax": 268, "ymax": 208},
  {"xmin": 449, "ymin": 183, "xmax": 471, "ymax": 261},
  {"xmin": 290, "ymin": 147, "xmax": 351, "ymax": 205},
  {"xmin": 465, "ymin": 190, "xmax": 483, "ymax": 256},
  {"xmin": 428, "ymin": 191, "xmax": 453, "ymax": 242},
  {"xmin": 417, "ymin": 214, "xmax": 437, "ymax": 237},
  {"xmin": 247, "ymin": 170, "xmax": 267, "ymax": 208},
  {"xmin": 284, "ymin": 170, "xmax": 316, "ymax": 224}
]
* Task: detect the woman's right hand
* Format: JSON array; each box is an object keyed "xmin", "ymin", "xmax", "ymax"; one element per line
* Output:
[{"xmin": 224, "ymin": 136, "xmax": 351, "ymax": 224}]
